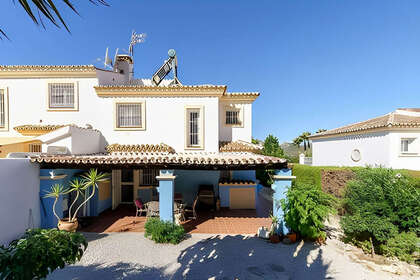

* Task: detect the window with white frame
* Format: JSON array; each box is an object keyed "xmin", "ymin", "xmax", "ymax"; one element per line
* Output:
[
  {"xmin": 48, "ymin": 83, "xmax": 76, "ymax": 109},
  {"xmin": 400, "ymin": 138, "xmax": 416, "ymax": 154},
  {"xmin": 0, "ymin": 88, "xmax": 8, "ymax": 130},
  {"xmin": 115, "ymin": 103, "xmax": 144, "ymax": 129},
  {"xmin": 186, "ymin": 107, "xmax": 203, "ymax": 148}
]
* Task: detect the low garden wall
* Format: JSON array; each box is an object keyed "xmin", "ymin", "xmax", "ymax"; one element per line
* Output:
[{"xmin": 0, "ymin": 158, "xmax": 40, "ymax": 245}]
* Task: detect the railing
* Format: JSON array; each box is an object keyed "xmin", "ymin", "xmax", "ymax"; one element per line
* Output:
[{"xmin": 299, "ymin": 153, "xmax": 312, "ymax": 165}]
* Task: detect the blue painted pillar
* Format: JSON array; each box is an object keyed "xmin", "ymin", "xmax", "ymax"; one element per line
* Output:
[
  {"xmin": 271, "ymin": 168, "xmax": 295, "ymax": 235},
  {"xmin": 157, "ymin": 170, "xmax": 176, "ymax": 222}
]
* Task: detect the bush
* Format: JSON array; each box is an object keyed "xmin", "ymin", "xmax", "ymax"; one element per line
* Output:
[
  {"xmin": 0, "ymin": 228, "xmax": 87, "ymax": 279},
  {"xmin": 379, "ymin": 232, "xmax": 419, "ymax": 263},
  {"xmin": 144, "ymin": 218, "xmax": 185, "ymax": 244},
  {"xmin": 341, "ymin": 167, "xmax": 420, "ymax": 261},
  {"xmin": 281, "ymin": 183, "xmax": 337, "ymax": 240}
]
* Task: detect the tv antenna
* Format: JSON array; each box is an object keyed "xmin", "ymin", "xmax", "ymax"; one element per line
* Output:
[
  {"xmin": 129, "ymin": 30, "xmax": 146, "ymax": 57},
  {"xmin": 152, "ymin": 49, "xmax": 181, "ymax": 86}
]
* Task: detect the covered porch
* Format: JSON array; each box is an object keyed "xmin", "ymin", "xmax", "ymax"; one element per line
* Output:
[{"xmin": 32, "ymin": 144, "xmax": 292, "ymax": 235}]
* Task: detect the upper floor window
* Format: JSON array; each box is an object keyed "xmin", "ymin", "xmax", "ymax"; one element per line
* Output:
[
  {"xmin": 224, "ymin": 105, "xmax": 243, "ymax": 127},
  {"xmin": 48, "ymin": 83, "xmax": 78, "ymax": 110},
  {"xmin": 401, "ymin": 138, "xmax": 416, "ymax": 154},
  {"xmin": 226, "ymin": 110, "xmax": 240, "ymax": 125},
  {"xmin": 115, "ymin": 102, "xmax": 145, "ymax": 130},
  {"xmin": 0, "ymin": 88, "xmax": 8, "ymax": 131},
  {"xmin": 185, "ymin": 106, "xmax": 204, "ymax": 149}
]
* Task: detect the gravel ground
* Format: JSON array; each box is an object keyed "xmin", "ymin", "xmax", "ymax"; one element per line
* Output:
[{"xmin": 48, "ymin": 232, "xmax": 419, "ymax": 280}]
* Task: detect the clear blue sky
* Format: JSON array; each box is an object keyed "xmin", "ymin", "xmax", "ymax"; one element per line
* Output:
[{"xmin": 1, "ymin": 0, "xmax": 420, "ymax": 142}]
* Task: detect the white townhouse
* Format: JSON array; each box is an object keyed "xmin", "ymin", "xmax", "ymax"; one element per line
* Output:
[
  {"xmin": 0, "ymin": 50, "xmax": 287, "ymax": 227},
  {"xmin": 0, "ymin": 53, "xmax": 256, "ymax": 154},
  {"xmin": 310, "ymin": 108, "xmax": 420, "ymax": 170}
]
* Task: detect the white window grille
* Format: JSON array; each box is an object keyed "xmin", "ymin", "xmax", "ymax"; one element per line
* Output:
[
  {"xmin": 226, "ymin": 110, "xmax": 240, "ymax": 125},
  {"xmin": 116, "ymin": 103, "xmax": 142, "ymax": 128},
  {"xmin": 188, "ymin": 109, "xmax": 200, "ymax": 147},
  {"xmin": 0, "ymin": 89, "xmax": 4, "ymax": 128},
  {"xmin": 29, "ymin": 143, "xmax": 42, "ymax": 153},
  {"xmin": 49, "ymin": 83, "xmax": 75, "ymax": 108},
  {"xmin": 141, "ymin": 169, "xmax": 159, "ymax": 186}
]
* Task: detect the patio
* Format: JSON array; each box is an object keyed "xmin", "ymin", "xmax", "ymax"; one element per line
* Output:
[{"xmin": 82, "ymin": 194, "xmax": 272, "ymax": 234}]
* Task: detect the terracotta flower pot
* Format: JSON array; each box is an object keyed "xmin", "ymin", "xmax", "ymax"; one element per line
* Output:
[
  {"xmin": 58, "ymin": 219, "xmax": 78, "ymax": 232},
  {"xmin": 269, "ymin": 234, "xmax": 280, "ymax": 243},
  {"xmin": 286, "ymin": 233, "xmax": 297, "ymax": 243}
]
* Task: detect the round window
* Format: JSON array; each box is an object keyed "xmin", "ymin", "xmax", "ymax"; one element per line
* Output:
[{"xmin": 351, "ymin": 149, "xmax": 361, "ymax": 162}]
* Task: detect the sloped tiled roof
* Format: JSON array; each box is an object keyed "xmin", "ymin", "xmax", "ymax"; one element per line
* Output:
[
  {"xmin": 14, "ymin": 124, "xmax": 66, "ymax": 136},
  {"xmin": 106, "ymin": 143, "xmax": 175, "ymax": 153},
  {"xmin": 219, "ymin": 141, "xmax": 262, "ymax": 153},
  {"xmin": 310, "ymin": 108, "xmax": 420, "ymax": 138},
  {"xmin": 29, "ymin": 151, "xmax": 286, "ymax": 169},
  {"xmin": 0, "ymin": 65, "xmax": 95, "ymax": 72}
]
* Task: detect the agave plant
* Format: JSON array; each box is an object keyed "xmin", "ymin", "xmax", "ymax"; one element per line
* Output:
[
  {"xmin": 71, "ymin": 169, "xmax": 109, "ymax": 222},
  {"xmin": 44, "ymin": 184, "xmax": 68, "ymax": 223}
]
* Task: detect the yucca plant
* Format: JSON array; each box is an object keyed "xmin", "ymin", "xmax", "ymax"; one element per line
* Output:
[
  {"xmin": 66, "ymin": 178, "xmax": 87, "ymax": 222},
  {"xmin": 44, "ymin": 183, "xmax": 68, "ymax": 223},
  {"xmin": 71, "ymin": 169, "xmax": 109, "ymax": 221}
]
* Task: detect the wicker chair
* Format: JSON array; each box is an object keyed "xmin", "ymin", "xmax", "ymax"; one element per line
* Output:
[{"xmin": 145, "ymin": 201, "xmax": 160, "ymax": 217}]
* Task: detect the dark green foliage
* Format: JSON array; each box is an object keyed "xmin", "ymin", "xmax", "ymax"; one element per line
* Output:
[
  {"xmin": 256, "ymin": 135, "xmax": 285, "ymax": 186},
  {"xmin": 281, "ymin": 183, "xmax": 337, "ymax": 240},
  {"xmin": 379, "ymin": 232, "xmax": 419, "ymax": 263},
  {"xmin": 0, "ymin": 229, "xmax": 87, "ymax": 279},
  {"xmin": 144, "ymin": 218, "xmax": 185, "ymax": 244},
  {"xmin": 341, "ymin": 167, "xmax": 420, "ymax": 262}
]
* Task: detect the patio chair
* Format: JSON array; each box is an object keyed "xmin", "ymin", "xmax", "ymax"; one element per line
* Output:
[
  {"xmin": 145, "ymin": 201, "xmax": 160, "ymax": 217},
  {"xmin": 184, "ymin": 196, "xmax": 198, "ymax": 220},
  {"xmin": 134, "ymin": 198, "xmax": 146, "ymax": 217}
]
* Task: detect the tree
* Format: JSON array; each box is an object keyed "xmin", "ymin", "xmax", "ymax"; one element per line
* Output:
[
  {"xmin": 300, "ymin": 131, "xmax": 311, "ymax": 151},
  {"xmin": 0, "ymin": 0, "xmax": 109, "ymax": 39},
  {"xmin": 316, "ymin": 128, "xmax": 327, "ymax": 134},
  {"xmin": 262, "ymin": 134, "xmax": 284, "ymax": 158}
]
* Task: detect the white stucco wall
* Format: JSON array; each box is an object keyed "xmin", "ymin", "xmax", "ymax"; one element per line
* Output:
[
  {"xmin": 219, "ymin": 101, "xmax": 252, "ymax": 143},
  {"xmin": 0, "ymin": 159, "xmax": 40, "ymax": 245},
  {"xmin": 311, "ymin": 131, "xmax": 391, "ymax": 167},
  {"xmin": 388, "ymin": 130, "xmax": 420, "ymax": 170},
  {"xmin": 0, "ymin": 77, "xmax": 232, "ymax": 153}
]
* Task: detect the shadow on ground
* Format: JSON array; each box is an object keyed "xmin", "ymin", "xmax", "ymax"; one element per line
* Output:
[{"xmin": 49, "ymin": 234, "xmax": 332, "ymax": 280}]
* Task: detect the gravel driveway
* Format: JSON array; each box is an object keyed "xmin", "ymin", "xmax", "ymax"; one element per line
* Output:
[{"xmin": 48, "ymin": 232, "xmax": 418, "ymax": 280}]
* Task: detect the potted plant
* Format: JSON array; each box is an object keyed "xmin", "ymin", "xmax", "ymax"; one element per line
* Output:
[
  {"xmin": 45, "ymin": 169, "xmax": 109, "ymax": 232},
  {"xmin": 269, "ymin": 214, "xmax": 280, "ymax": 243}
]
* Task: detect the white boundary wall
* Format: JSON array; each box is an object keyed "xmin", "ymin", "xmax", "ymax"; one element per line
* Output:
[{"xmin": 0, "ymin": 159, "xmax": 40, "ymax": 245}]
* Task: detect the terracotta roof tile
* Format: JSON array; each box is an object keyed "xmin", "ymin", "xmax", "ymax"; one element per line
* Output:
[
  {"xmin": 219, "ymin": 141, "xmax": 262, "ymax": 153},
  {"xmin": 310, "ymin": 108, "xmax": 420, "ymax": 138},
  {"xmin": 106, "ymin": 143, "xmax": 175, "ymax": 153}
]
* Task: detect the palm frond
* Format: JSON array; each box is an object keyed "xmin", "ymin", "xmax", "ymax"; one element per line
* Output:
[{"xmin": 1, "ymin": 0, "xmax": 109, "ymax": 40}]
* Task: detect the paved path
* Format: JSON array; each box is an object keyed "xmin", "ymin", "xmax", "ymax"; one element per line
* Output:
[{"xmin": 48, "ymin": 232, "xmax": 418, "ymax": 280}]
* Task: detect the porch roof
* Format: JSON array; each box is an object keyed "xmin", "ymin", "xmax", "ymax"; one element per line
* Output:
[{"xmin": 29, "ymin": 151, "xmax": 286, "ymax": 170}]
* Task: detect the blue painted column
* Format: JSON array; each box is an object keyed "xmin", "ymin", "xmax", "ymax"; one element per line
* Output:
[
  {"xmin": 271, "ymin": 169, "xmax": 295, "ymax": 235},
  {"xmin": 157, "ymin": 170, "xmax": 176, "ymax": 222}
]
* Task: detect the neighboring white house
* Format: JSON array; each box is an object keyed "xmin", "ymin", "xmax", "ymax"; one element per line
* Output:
[
  {"xmin": 0, "ymin": 53, "xmax": 257, "ymax": 154},
  {"xmin": 310, "ymin": 108, "xmax": 420, "ymax": 170}
]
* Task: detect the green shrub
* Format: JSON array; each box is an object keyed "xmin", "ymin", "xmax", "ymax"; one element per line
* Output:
[
  {"xmin": 341, "ymin": 167, "xmax": 420, "ymax": 261},
  {"xmin": 379, "ymin": 232, "xmax": 420, "ymax": 263},
  {"xmin": 281, "ymin": 183, "xmax": 337, "ymax": 240},
  {"xmin": 144, "ymin": 218, "xmax": 185, "ymax": 244},
  {"xmin": 0, "ymin": 228, "xmax": 87, "ymax": 279}
]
